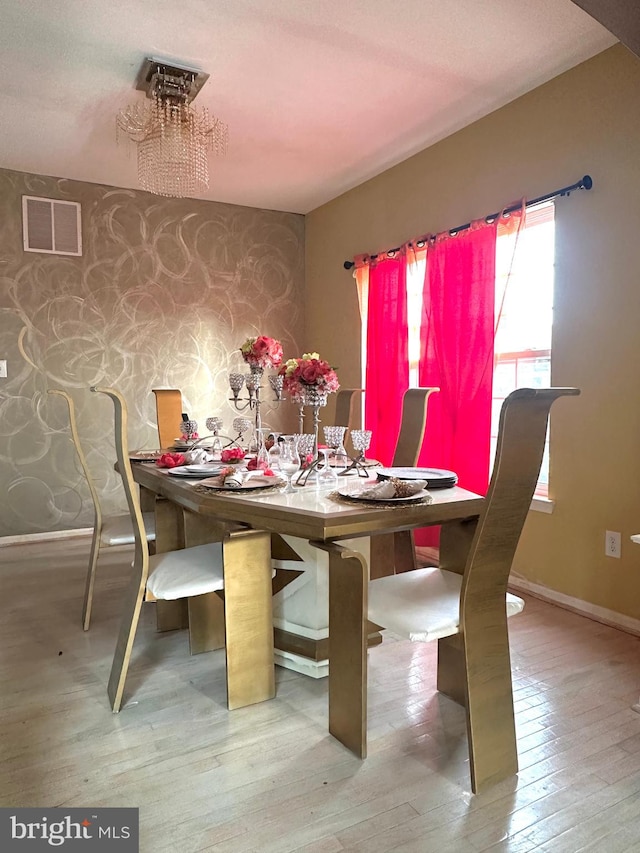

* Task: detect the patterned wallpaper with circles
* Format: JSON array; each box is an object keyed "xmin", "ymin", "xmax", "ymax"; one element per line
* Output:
[{"xmin": 0, "ymin": 168, "xmax": 305, "ymax": 537}]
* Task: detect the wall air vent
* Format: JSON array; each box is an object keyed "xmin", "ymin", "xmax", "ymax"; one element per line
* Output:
[{"xmin": 22, "ymin": 196, "xmax": 82, "ymax": 256}]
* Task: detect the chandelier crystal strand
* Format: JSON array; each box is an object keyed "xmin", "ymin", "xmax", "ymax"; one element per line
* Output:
[{"xmin": 116, "ymin": 63, "xmax": 228, "ymax": 198}]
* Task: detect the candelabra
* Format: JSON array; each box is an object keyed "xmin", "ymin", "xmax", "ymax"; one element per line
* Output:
[
  {"xmin": 340, "ymin": 429, "xmax": 374, "ymax": 477},
  {"xmin": 228, "ymin": 365, "xmax": 283, "ymax": 442}
]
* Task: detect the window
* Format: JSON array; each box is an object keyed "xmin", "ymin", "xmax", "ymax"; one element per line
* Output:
[
  {"xmin": 404, "ymin": 201, "xmax": 555, "ymax": 494},
  {"xmin": 492, "ymin": 201, "xmax": 555, "ymax": 495}
]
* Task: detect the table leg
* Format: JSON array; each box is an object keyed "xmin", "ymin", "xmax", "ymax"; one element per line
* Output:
[
  {"xmin": 182, "ymin": 510, "xmax": 227, "ymax": 653},
  {"xmin": 223, "ymin": 529, "xmax": 275, "ymax": 710},
  {"xmin": 314, "ymin": 541, "xmax": 369, "ymax": 758}
]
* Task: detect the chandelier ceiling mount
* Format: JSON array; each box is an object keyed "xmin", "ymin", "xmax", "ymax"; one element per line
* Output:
[{"xmin": 117, "ymin": 57, "xmax": 228, "ymax": 199}]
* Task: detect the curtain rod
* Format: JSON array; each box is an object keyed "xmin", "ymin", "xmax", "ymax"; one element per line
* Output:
[{"xmin": 342, "ymin": 174, "xmax": 593, "ymax": 270}]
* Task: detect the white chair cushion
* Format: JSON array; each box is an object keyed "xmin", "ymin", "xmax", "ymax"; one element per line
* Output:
[
  {"xmin": 147, "ymin": 543, "xmax": 224, "ymax": 600},
  {"xmin": 100, "ymin": 512, "xmax": 156, "ymax": 546},
  {"xmin": 368, "ymin": 567, "xmax": 525, "ymax": 643}
]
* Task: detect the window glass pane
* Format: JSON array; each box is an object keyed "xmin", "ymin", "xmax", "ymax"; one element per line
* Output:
[{"xmin": 492, "ymin": 202, "xmax": 555, "ymax": 495}]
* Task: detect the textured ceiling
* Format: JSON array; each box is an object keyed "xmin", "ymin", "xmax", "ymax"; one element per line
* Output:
[{"xmin": 0, "ymin": 0, "xmax": 616, "ymax": 213}]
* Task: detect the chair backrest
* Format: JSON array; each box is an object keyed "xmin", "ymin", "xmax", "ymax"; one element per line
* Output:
[
  {"xmin": 334, "ymin": 388, "xmax": 364, "ymax": 430},
  {"xmin": 460, "ymin": 387, "xmax": 580, "ymax": 614},
  {"xmin": 391, "ymin": 387, "xmax": 439, "ymax": 467},
  {"xmin": 92, "ymin": 386, "xmax": 149, "ymax": 583},
  {"xmin": 152, "ymin": 388, "xmax": 183, "ymax": 449},
  {"xmin": 48, "ymin": 389, "xmax": 101, "ymax": 530}
]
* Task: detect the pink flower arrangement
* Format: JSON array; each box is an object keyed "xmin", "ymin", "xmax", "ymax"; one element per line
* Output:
[
  {"xmin": 278, "ymin": 351, "xmax": 340, "ymax": 400},
  {"xmin": 221, "ymin": 447, "xmax": 246, "ymax": 463},
  {"xmin": 240, "ymin": 335, "xmax": 284, "ymax": 370}
]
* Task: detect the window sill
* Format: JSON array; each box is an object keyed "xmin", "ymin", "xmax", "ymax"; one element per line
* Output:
[{"xmin": 531, "ymin": 496, "xmax": 554, "ymax": 514}]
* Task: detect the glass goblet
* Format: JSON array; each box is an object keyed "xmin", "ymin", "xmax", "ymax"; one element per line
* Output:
[
  {"xmin": 206, "ymin": 416, "xmax": 223, "ymax": 435},
  {"xmin": 255, "ymin": 427, "xmax": 271, "ymax": 470},
  {"xmin": 268, "ymin": 431, "xmax": 282, "ymax": 471},
  {"xmin": 317, "ymin": 448, "xmax": 338, "ymax": 489},
  {"xmin": 294, "ymin": 433, "xmax": 316, "ymax": 469},
  {"xmin": 179, "ymin": 419, "xmax": 198, "ymax": 442},
  {"xmin": 279, "ymin": 436, "xmax": 301, "ymax": 493},
  {"xmin": 232, "ymin": 416, "xmax": 253, "ymax": 447},
  {"xmin": 351, "ymin": 429, "xmax": 372, "ymax": 458},
  {"xmin": 323, "ymin": 425, "xmax": 349, "ymax": 472}
]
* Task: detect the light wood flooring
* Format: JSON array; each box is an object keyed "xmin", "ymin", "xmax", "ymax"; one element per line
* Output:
[{"xmin": 3, "ymin": 538, "xmax": 640, "ymax": 852}]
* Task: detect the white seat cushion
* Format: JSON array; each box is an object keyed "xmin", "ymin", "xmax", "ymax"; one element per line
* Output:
[
  {"xmin": 147, "ymin": 543, "xmax": 224, "ymax": 600},
  {"xmin": 368, "ymin": 567, "xmax": 524, "ymax": 643},
  {"xmin": 100, "ymin": 512, "xmax": 156, "ymax": 546}
]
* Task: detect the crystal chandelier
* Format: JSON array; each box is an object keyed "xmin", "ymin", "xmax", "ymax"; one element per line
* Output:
[{"xmin": 116, "ymin": 58, "xmax": 228, "ymax": 198}]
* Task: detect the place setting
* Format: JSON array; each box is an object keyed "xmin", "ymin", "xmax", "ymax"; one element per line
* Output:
[
  {"xmin": 332, "ymin": 476, "xmax": 433, "ymax": 507},
  {"xmin": 197, "ymin": 466, "xmax": 286, "ymax": 493}
]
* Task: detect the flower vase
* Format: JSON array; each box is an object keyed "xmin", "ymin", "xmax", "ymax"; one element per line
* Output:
[
  {"xmin": 301, "ymin": 387, "xmax": 328, "ymax": 462},
  {"xmin": 246, "ymin": 365, "xmax": 264, "ymax": 436}
]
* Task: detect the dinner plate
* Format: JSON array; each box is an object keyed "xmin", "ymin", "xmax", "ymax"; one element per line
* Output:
[
  {"xmin": 184, "ymin": 464, "xmax": 226, "ymax": 474},
  {"xmin": 199, "ymin": 475, "xmax": 285, "ymax": 491},
  {"xmin": 166, "ymin": 466, "xmax": 223, "ymax": 478},
  {"xmin": 172, "ymin": 444, "xmax": 214, "ymax": 453},
  {"xmin": 376, "ymin": 467, "xmax": 458, "ymax": 488},
  {"xmin": 338, "ymin": 486, "xmax": 431, "ymax": 503}
]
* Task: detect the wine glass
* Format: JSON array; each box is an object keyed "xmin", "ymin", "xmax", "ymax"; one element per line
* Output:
[
  {"xmin": 279, "ymin": 435, "xmax": 301, "ymax": 493},
  {"xmin": 206, "ymin": 416, "xmax": 224, "ymax": 459},
  {"xmin": 268, "ymin": 431, "xmax": 282, "ymax": 471},
  {"xmin": 255, "ymin": 427, "xmax": 271, "ymax": 470},
  {"xmin": 317, "ymin": 447, "xmax": 338, "ymax": 488}
]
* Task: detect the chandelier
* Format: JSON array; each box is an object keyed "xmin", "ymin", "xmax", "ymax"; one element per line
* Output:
[{"xmin": 116, "ymin": 58, "xmax": 228, "ymax": 198}]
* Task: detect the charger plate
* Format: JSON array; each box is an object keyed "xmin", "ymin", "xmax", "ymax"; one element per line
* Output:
[
  {"xmin": 166, "ymin": 466, "xmax": 223, "ymax": 479},
  {"xmin": 376, "ymin": 467, "xmax": 457, "ymax": 488},
  {"xmin": 198, "ymin": 475, "xmax": 285, "ymax": 491},
  {"xmin": 129, "ymin": 450, "xmax": 162, "ymax": 462},
  {"xmin": 337, "ymin": 485, "xmax": 431, "ymax": 503},
  {"xmin": 329, "ymin": 489, "xmax": 433, "ymax": 507}
]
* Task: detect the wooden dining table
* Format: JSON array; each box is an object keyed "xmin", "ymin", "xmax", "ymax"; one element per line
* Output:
[{"xmin": 132, "ymin": 463, "xmax": 484, "ymax": 758}]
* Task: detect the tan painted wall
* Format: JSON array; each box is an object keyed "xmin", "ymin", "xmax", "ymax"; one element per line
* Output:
[
  {"xmin": 305, "ymin": 45, "xmax": 640, "ymax": 620},
  {"xmin": 0, "ymin": 170, "xmax": 304, "ymax": 536}
]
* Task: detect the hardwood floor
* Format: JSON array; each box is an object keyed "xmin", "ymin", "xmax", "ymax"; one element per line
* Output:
[{"xmin": 3, "ymin": 538, "xmax": 640, "ymax": 852}]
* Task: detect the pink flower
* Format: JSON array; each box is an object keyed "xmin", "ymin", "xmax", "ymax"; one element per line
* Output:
[
  {"xmin": 156, "ymin": 452, "xmax": 186, "ymax": 468},
  {"xmin": 278, "ymin": 352, "xmax": 339, "ymax": 399},
  {"xmin": 221, "ymin": 447, "xmax": 245, "ymax": 463},
  {"xmin": 240, "ymin": 335, "xmax": 283, "ymax": 369}
]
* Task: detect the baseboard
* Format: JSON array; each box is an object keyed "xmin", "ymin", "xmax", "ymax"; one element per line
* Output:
[
  {"xmin": 0, "ymin": 528, "xmax": 93, "ymax": 548},
  {"xmin": 508, "ymin": 574, "xmax": 640, "ymax": 638}
]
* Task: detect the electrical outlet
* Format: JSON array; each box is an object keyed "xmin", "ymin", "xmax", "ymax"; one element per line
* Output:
[
  {"xmin": 0, "ymin": 360, "xmax": 6, "ymax": 378},
  {"xmin": 605, "ymin": 530, "xmax": 621, "ymax": 558}
]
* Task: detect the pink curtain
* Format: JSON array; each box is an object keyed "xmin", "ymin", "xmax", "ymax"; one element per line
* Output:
[
  {"xmin": 364, "ymin": 255, "xmax": 408, "ymax": 464},
  {"xmin": 418, "ymin": 220, "xmax": 498, "ymax": 494}
]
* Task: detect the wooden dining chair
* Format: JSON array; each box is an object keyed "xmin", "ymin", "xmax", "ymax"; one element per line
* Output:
[
  {"xmin": 333, "ymin": 388, "xmax": 364, "ymax": 431},
  {"xmin": 387, "ymin": 387, "xmax": 439, "ymax": 574},
  {"xmin": 92, "ymin": 386, "xmax": 227, "ymax": 713},
  {"xmin": 152, "ymin": 388, "xmax": 183, "ymax": 449},
  {"xmin": 48, "ymin": 389, "xmax": 156, "ymax": 631},
  {"xmin": 366, "ymin": 386, "xmax": 580, "ymax": 791},
  {"xmin": 390, "ymin": 387, "xmax": 439, "ymax": 467}
]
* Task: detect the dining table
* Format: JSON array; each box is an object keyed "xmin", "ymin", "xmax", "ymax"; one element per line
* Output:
[{"xmin": 131, "ymin": 462, "xmax": 484, "ymax": 759}]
